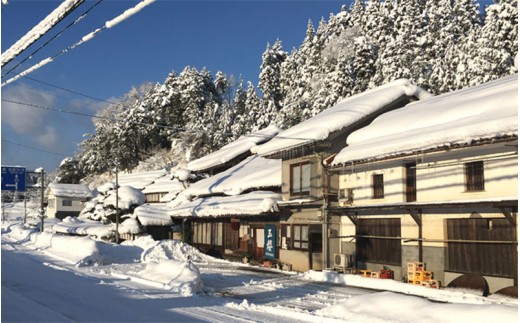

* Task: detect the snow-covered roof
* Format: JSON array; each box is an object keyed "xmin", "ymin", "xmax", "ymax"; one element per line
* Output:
[
  {"xmin": 141, "ymin": 174, "xmax": 184, "ymax": 195},
  {"xmin": 47, "ymin": 183, "xmax": 92, "ymax": 199},
  {"xmin": 252, "ymin": 79, "xmax": 432, "ymax": 156},
  {"xmin": 332, "ymin": 75, "xmax": 518, "ymax": 165},
  {"xmin": 183, "ymin": 155, "xmax": 281, "ymax": 198},
  {"xmin": 187, "ymin": 125, "xmax": 281, "ymax": 172},
  {"xmin": 104, "ymin": 186, "xmax": 146, "ymax": 209},
  {"xmin": 134, "ymin": 203, "xmax": 173, "ymax": 226},
  {"xmin": 168, "ymin": 191, "xmax": 282, "ymax": 218},
  {"xmin": 116, "ymin": 169, "xmax": 168, "ymax": 190}
]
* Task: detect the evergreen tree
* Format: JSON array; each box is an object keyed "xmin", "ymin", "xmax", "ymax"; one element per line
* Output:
[{"xmin": 55, "ymin": 157, "xmax": 84, "ymax": 184}]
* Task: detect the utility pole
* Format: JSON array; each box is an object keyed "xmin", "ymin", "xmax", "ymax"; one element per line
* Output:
[
  {"xmin": 39, "ymin": 169, "xmax": 45, "ymax": 232},
  {"xmin": 115, "ymin": 165, "xmax": 120, "ymax": 244}
]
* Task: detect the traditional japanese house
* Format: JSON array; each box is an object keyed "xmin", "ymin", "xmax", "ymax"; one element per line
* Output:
[
  {"xmin": 328, "ymin": 75, "xmax": 518, "ymax": 293},
  {"xmin": 46, "ymin": 183, "xmax": 93, "ymax": 219},
  {"xmin": 252, "ymin": 79, "xmax": 431, "ymax": 272}
]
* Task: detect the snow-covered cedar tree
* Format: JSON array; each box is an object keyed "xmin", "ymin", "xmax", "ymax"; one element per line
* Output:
[{"xmin": 55, "ymin": 157, "xmax": 85, "ymax": 184}]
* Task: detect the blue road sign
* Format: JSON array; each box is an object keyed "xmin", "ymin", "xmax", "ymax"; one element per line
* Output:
[{"xmin": 1, "ymin": 166, "xmax": 26, "ymax": 191}]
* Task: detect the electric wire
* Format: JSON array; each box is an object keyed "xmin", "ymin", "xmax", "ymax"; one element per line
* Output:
[
  {"xmin": 2, "ymin": 138, "xmax": 68, "ymax": 157},
  {"xmin": 2, "ymin": 0, "xmax": 105, "ymax": 79},
  {"xmin": 1, "ymin": 0, "xmax": 85, "ymax": 67},
  {"xmin": 1, "ymin": 98, "xmax": 313, "ymax": 142}
]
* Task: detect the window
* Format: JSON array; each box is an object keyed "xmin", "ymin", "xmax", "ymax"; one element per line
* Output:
[
  {"xmin": 62, "ymin": 199, "xmax": 72, "ymax": 207},
  {"xmin": 290, "ymin": 162, "xmax": 311, "ymax": 197},
  {"xmin": 292, "ymin": 224, "xmax": 309, "ymax": 250},
  {"xmin": 372, "ymin": 174, "xmax": 384, "ymax": 199},
  {"xmin": 465, "ymin": 161, "xmax": 484, "ymax": 191},
  {"xmin": 405, "ymin": 163, "xmax": 417, "ymax": 202}
]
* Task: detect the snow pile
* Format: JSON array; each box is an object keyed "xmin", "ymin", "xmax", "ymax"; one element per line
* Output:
[
  {"xmin": 141, "ymin": 239, "xmax": 215, "ymax": 263},
  {"xmin": 302, "ymin": 270, "xmax": 518, "ymax": 306},
  {"xmin": 29, "ymin": 232, "xmax": 103, "ymax": 267},
  {"xmin": 317, "ymin": 291, "xmax": 518, "ymax": 323},
  {"xmin": 168, "ymin": 191, "xmax": 282, "ymax": 218},
  {"xmin": 187, "ymin": 125, "xmax": 281, "ymax": 172},
  {"xmin": 183, "ymin": 155, "xmax": 281, "ymax": 197},
  {"xmin": 138, "ymin": 260, "xmax": 203, "ymax": 295},
  {"xmin": 253, "ymin": 79, "xmax": 432, "ymax": 156},
  {"xmin": 48, "ymin": 183, "xmax": 92, "ymax": 198},
  {"xmin": 332, "ymin": 75, "xmax": 518, "ymax": 165},
  {"xmin": 52, "ymin": 216, "xmax": 114, "ymax": 239},
  {"xmin": 104, "ymin": 186, "xmax": 146, "ymax": 209}
]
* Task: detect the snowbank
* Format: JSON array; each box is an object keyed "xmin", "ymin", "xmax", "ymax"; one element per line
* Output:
[
  {"xmin": 138, "ymin": 260, "xmax": 203, "ymax": 295},
  {"xmin": 317, "ymin": 291, "xmax": 518, "ymax": 323},
  {"xmin": 52, "ymin": 216, "xmax": 114, "ymax": 239}
]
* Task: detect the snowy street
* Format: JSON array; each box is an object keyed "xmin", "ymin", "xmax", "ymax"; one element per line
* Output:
[
  {"xmin": 1, "ymin": 206, "xmax": 517, "ymax": 323},
  {"xmin": 2, "ymin": 230, "xmax": 369, "ymax": 322}
]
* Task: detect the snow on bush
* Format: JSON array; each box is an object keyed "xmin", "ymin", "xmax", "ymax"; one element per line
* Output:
[{"xmin": 139, "ymin": 260, "xmax": 203, "ymax": 295}]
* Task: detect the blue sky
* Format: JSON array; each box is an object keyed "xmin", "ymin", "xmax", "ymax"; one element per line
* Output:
[{"xmin": 1, "ymin": 0, "xmax": 495, "ymax": 173}]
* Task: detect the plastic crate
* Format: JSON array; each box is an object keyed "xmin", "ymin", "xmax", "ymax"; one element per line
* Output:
[
  {"xmin": 359, "ymin": 270, "xmax": 372, "ymax": 277},
  {"xmin": 407, "ymin": 262, "xmax": 425, "ymax": 272},
  {"xmin": 379, "ymin": 270, "xmax": 393, "ymax": 279},
  {"xmin": 414, "ymin": 270, "xmax": 433, "ymax": 281},
  {"xmin": 421, "ymin": 280, "xmax": 440, "ymax": 289},
  {"xmin": 371, "ymin": 272, "xmax": 380, "ymax": 279}
]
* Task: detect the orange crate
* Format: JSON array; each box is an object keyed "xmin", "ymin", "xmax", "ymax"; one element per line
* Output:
[
  {"xmin": 413, "ymin": 280, "xmax": 422, "ymax": 285},
  {"xmin": 407, "ymin": 262, "xmax": 425, "ymax": 272},
  {"xmin": 408, "ymin": 279, "xmax": 415, "ymax": 284}
]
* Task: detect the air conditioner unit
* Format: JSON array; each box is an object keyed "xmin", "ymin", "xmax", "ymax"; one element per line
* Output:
[{"xmin": 333, "ymin": 253, "xmax": 353, "ymax": 268}]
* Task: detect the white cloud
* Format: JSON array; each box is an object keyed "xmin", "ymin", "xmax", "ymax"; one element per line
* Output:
[{"xmin": 2, "ymin": 84, "xmax": 55, "ymax": 135}]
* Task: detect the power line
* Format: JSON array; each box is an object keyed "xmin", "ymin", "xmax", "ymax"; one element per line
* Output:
[
  {"xmin": 2, "ymin": 138, "xmax": 68, "ymax": 157},
  {"xmin": 1, "ymin": 0, "xmax": 156, "ymax": 87},
  {"xmin": 1, "ymin": 0, "xmax": 86, "ymax": 67},
  {"xmin": 2, "ymin": 98, "xmax": 313, "ymax": 142},
  {"xmin": 2, "ymin": 0, "xmax": 105, "ymax": 78}
]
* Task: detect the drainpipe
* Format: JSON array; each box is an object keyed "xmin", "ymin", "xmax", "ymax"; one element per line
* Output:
[{"xmin": 321, "ymin": 153, "xmax": 330, "ymax": 269}]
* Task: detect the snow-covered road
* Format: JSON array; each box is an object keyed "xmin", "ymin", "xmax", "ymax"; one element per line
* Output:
[
  {"xmin": 1, "ymin": 214, "xmax": 517, "ymax": 323},
  {"xmin": 1, "ymin": 233, "xmax": 367, "ymax": 322}
]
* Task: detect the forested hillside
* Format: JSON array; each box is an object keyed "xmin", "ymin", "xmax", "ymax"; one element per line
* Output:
[{"xmin": 74, "ymin": 0, "xmax": 517, "ymax": 178}]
